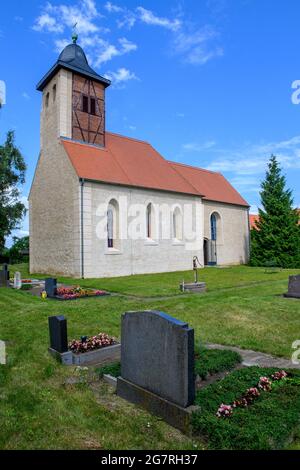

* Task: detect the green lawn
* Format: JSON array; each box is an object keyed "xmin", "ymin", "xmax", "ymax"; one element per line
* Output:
[
  {"xmin": 1, "ymin": 264, "xmax": 300, "ymax": 449},
  {"xmin": 9, "ymin": 263, "xmax": 300, "ymax": 297}
]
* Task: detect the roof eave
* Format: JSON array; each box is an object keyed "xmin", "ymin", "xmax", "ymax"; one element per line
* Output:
[
  {"xmin": 203, "ymin": 197, "xmax": 250, "ymax": 208},
  {"xmin": 36, "ymin": 61, "xmax": 111, "ymax": 91}
]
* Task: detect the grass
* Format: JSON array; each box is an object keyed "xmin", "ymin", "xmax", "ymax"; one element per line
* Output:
[
  {"xmin": 1, "ymin": 263, "xmax": 300, "ymax": 449},
  {"xmin": 9, "ymin": 263, "xmax": 300, "ymax": 297},
  {"xmin": 192, "ymin": 367, "xmax": 300, "ymax": 450}
]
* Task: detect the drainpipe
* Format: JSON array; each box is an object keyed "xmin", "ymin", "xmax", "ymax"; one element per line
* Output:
[
  {"xmin": 80, "ymin": 178, "xmax": 85, "ymax": 278},
  {"xmin": 247, "ymin": 207, "xmax": 251, "ymax": 264}
]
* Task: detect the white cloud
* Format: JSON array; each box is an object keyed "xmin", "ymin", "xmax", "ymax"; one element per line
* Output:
[
  {"xmin": 173, "ymin": 27, "xmax": 223, "ymax": 65},
  {"xmin": 119, "ymin": 37, "xmax": 137, "ymax": 53},
  {"xmin": 117, "ymin": 13, "xmax": 136, "ymax": 30},
  {"xmin": 33, "ymin": 0, "xmax": 101, "ymax": 35},
  {"xmin": 33, "ymin": 1, "xmax": 223, "ymax": 71},
  {"xmin": 105, "ymin": 2, "xmax": 124, "ymax": 13},
  {"xmin": 136, "ymin": 6, "xmax": 181, "ymax": 32},
  {"xmin": 206, "ymin": 136, "xmax": 300, "ymax": 175},
  {"xmin": 93, "ymin": 38, "xmax": 137, "ymax": 66},
  {"xmin": 22, "ymin": 92, "xmax": 30, "ymax": 100},
  {"xmin": 104, "ymin": 67, "xmax": 138, "ymax": 87},
  {"xmin": 33, "ymin": 13, "xmax": 63, "ymax": 33},
  {"xmin": 183, "ymin": 141, "xmax": 216, "ymax": 152}
]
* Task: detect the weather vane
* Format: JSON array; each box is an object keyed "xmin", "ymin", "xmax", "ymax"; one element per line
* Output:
[{"xmin": 72, "ymin": 22, "xmax": 78, "ymax": 44}]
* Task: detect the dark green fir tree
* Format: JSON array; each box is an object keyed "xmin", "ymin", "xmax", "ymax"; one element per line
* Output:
[{"xmin": 250, "ymin": 155, "xmax": 300, "ymax": 268}]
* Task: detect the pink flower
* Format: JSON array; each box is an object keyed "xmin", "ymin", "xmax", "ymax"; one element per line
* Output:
[
  {"xmin": 271, "ymin": 370, "xmax": 288, "ymax": 381},
  {"xmin": 216, "ymin": 404, "xmax": 233, "ymax": 418},
  {"xmin": 258, "ymin": 376, "xmax": 272, "ymax": 391}
]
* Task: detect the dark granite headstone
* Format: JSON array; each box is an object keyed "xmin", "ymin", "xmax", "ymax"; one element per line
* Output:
[
  {"xmin": 48, "ymin": 315, "xmax": 68, "ymax": 353},
  {"xmin": 119, "ymin": 310, "xmax": 195, "ymax": 407},
  {"xmin": 45, "ymin": 278, "xmax": 57, "ymax": 297},
  {"xmin": 0, "ymin": 264, "xmax": 9, "ymax": 287},
  {"xmin": 285, "ymin": 275, "xmax": 300, "ymax": 299}
]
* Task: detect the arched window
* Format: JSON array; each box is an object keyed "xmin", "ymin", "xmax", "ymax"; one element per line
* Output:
[
  {"xmin": 210, "ymin": 213, "xmax": 217, "ymax": 241},
  {"xmin": 107, "ymin": 199, "xmax": 119, "ymax": 249},
  {"xmin": 45, "ymin": 92, "xmax": 49, "ymax": 108},
  {"xmin": 210, "ymin": 212, "xmax": 223, "ymax": 242},
  {"xmin": 173, "ymin": 207, "xmax": 183, "ymax": 240},
  {"xmin": 146, "ymin": 203, "xmax": 152, "ymax": 239}
]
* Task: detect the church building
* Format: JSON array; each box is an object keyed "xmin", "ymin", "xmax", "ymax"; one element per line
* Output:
[{"xmin": 29, "ymin": 36, "xmax": 250, "ymax": 278}]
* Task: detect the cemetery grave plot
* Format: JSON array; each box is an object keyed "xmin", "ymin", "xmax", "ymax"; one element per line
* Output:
[
  {"xmin": 48, "ymin": 315, "xmax": 121, "ymax": 366},
  {"xmin": 192, "ymin": 366, "xmax": 300, "ymax": 450},
  {"xmin": 44, "ymin": 278, "xmax": 109, "ymax": 300},
  {"xmin": 100, "ymin": 309, "xmax": 300, "ymax": 448}
]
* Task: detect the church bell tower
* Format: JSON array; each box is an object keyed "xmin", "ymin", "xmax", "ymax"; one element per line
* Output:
[{"xmin": 36, "ymin": 33, "xmax": 111, "ymax": 149}]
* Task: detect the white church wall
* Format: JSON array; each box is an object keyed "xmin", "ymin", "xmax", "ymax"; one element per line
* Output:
[
  {"xmin": 203, "ymin": 200, "xmax": 250, "ymax": 265},
  {"xmin": 82, "ymin": 181, "xmax": 204, "ymax": 278}
]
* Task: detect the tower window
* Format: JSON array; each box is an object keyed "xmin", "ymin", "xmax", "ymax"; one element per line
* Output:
[
  {"xmin": 90, "ymin": 97, "xmax": 96, "ymax": 115},
  {"xmin": 82, "ymin": 95, "xmax": 89, "ymax": 113},
  {"xmin": 45, "ymin": 92, "xmax": 49, "ymax": 108}
]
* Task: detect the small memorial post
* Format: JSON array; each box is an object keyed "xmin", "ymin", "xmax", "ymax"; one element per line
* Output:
[{"xmin": 14, "ymin": 272, "xmax": 22, "ymax": 289}]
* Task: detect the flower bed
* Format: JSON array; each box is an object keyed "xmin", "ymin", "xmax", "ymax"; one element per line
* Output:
[
  {"xmin": 54, "ymin": 286, "xmax": 108, "ymax": 300},
  {"xmin": 69, "ymin": 332, "xmax": 116, "ymax": 354}
]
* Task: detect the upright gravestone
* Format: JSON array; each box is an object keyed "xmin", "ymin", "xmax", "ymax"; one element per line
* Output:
[
  {"xmin": 48, "ymin": 315, "xmax": 72, "ymax": 365},
  {"xmin": 285, "ymin": 275, "xmax": 300, "ymax": 299},
  {"xmin": 14, "ymin": 271, "xmax": 22, "ymax": 289},
  {"xmin": 0, "ymin": 264, "xmax": 9, "ymax": 287},
  {"xmin": 45, "ymin": 278, "xmax": 57, "ymax": 298},
  {"xmin": 117, "ymin": 310, "xmax": 196, "ymax": 432},
  {"xmin": 48, "ymin": 315, "xmax": 68, "ymax": 353}
]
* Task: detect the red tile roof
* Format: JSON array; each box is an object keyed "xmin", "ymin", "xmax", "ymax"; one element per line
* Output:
[
  {"xmin": 170, "ymin": 161, "xmax": 249, "ymax": 207},
  {"xmin": 250, "ymin": 211, "xmax": 300, "ymax": 229},
  {"xmin": 62, "ymin": 133, "xmax": 200, "ymax": 196},
  {"xmin": 62, "ymin": 132, "xmax": 249, "ymax": 206},
  {"xmin": 249, "ymin": 214, "xmax": 260, "ymax": 230}
]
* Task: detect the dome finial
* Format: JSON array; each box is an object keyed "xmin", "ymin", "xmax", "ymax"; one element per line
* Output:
[{"xmin": 72, "ymin": 22, "xmax": 78, "ymax": 44}]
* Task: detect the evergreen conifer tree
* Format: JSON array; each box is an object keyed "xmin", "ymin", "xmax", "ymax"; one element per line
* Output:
[{"xmin": 250, "ymin": 155, "xmax": 300, "ymax": 268}]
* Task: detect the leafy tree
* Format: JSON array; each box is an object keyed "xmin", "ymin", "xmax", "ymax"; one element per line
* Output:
[
  {"xmin": 250, "ymin": 155, "xmax": 300, "ymax": 268},
  {"xmin": 9, "ymin": 235, "xmax": 29, "ymax": 263},
  {"xmin": 0, "ymin": 131, "xmax": 27, "ymax": 253}
]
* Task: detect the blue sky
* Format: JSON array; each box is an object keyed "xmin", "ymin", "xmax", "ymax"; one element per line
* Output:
[{"xmin": 1, "ymin": 0, "xmax": 300, "ymax": 245}]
